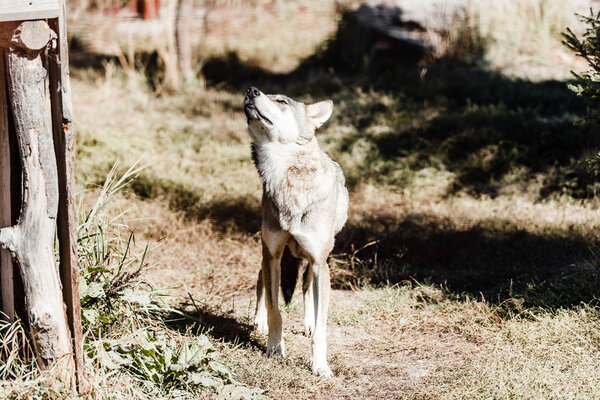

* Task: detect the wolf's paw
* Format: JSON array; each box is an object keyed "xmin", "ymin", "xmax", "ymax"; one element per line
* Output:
[
  {"xmin": 254, "ymin": 316, "xmax": 268, "ymax": 334},
  {"xmin": 304, "ymin": 319, "xmax": 314, "ymax": 336},
  {"xmin": 266, "ymin": 342, "xmax": 285, "ymax": 358},
  {"xmin": 312, "ymin": 364, "xmax": 333, "ymax": 378}
]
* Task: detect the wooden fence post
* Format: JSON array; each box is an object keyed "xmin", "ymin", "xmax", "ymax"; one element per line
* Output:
[
  {"xmin": 49, "ymin": 0, "xmax": 86, "ymax": 390},
  {"xmin": 0, "ymin": 2, "xmax": 85, "ymax": 390},
  {"xmin": 0, "ymin": 50, "xmax": 14, "ymax": 322},
  {"xmin": 0, "ymin": 20, "xmax": 74, "ymax": 384}
]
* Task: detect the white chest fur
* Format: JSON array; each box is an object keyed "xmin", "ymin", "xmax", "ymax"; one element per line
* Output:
[
  {"xmin": 254, "ymin": 140, "xmax": 332, "ymax": 229},
  {"xmin": 254, "ymin": 141, "xmax": 298, "ymax": 195}
]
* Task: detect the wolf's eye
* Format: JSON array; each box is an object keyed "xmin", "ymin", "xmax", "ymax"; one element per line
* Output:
[{"xmin": 276, "ymin": 99, "xmax": 288, "ymax": 105}]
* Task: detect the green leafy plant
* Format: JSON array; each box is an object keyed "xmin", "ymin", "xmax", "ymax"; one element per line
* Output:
[
  {"xmin": 78, "ymin": 162, "xmax": 158, "ymax": 332},
  {"xmin": 92, "ymin": 331, "xmax": 263, "ymax": 399}
]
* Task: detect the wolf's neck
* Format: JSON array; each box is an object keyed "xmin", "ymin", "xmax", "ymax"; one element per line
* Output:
[{"xmin": 251, "ymin": 139, "xmax": 320, "ymax": 194}]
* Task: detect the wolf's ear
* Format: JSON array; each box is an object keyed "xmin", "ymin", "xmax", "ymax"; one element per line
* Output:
[{"xmin": 306, "ymin": 100, "xmax": 333, "ymax": 129}]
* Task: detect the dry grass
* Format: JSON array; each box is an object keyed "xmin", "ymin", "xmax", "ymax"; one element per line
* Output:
[
  {"xmin": 467, "ymin": 0, "xmax": 590, "ymax": 80},
  {"xmin": 73, "ymin": 66, "xmax": 257, "ymax": 197},
  {"xmin": 73, "ymin": 180, "xmax": 600, "ymax": 399},
  {"xmin": 328, "ymin": 286, "xmax": 600, "ymax": 399},
  {"xmin": 200, "ymin": 0, "xmax": 345, "ymax": 73},
  {"xmin": 31, "ymin": 0, "xmax": 600, "ymax": 398}
]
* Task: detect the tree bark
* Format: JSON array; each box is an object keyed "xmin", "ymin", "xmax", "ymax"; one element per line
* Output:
[{"xmin": 0, "ymin": 28, "xmax": 74, "ymax": 384}]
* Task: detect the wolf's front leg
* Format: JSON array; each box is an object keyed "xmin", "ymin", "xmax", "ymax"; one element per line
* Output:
[
  {"xmin": 311, "ymin": 261, "xmax": 332, "ymax": 377},
  {"xmin": 254, "ymin": 269, "xmax": 268, "ymax": 334},
  {"xmin": 261, "ymin": 241, "xmax": 285, "ymax": 357}
]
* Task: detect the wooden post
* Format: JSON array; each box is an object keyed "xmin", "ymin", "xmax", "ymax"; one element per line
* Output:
[
  {"xmin": 0, "ymin": 1, "xmax": 84, "ymax": 391},
  {"xmin": 0, "ymin": 1, "xmax": 58, "ymax": 22},
  {"xmin": 0, "ymin": 20, "xmax": 74, "ymax": 384},
  {"xmin": 176, "ymin": 0, "xmax": 193, "ymax": 83},
  {"xmin": 0, "ymin": 51, "xmax": 14, "ymax": 321},
  {"xmin": 130, "ymin": 0, "xmax": 139, "ymax": 15},
  {"xmin": 143, "ymin": 0, "xmax": 160, "ymax": 20},
  {"xmin": 49, "ymin": 0, "xmax": 86, "ymax": 390}
]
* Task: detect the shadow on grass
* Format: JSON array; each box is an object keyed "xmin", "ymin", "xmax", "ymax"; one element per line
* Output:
[
  {"xmin": 127, "ymin": 174, "xmax": 261, "ymax": 234},
  {"xmin": 332, "ymin": 211, "xmax": 598, "ymax": 309},
  {"xmin": 195, "ymin": 5, "xmax": 596, "ymax": 198},
  {"xmin": 72, "ymin": 4, "xmax": 597, "ymax": 198},
  {"xmin": 361, "ymin": 101, "xmax": 599, "ymax": 197},
  {"xmin": 74, "ymin": 5, "xmax": 600, "ymax": 310},
  {"xmin": 163, "ymin": 305, "xmax": 263, "ymax": 349},
  {"xmin": 182, "ymin": 13, "xmax": 600, "ymax": 309},
  {"xmin": 173, "ymin": 195, "xmax": 261, "ymax": 235}
]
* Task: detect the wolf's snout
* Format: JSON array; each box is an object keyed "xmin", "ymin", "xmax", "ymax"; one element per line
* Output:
[{"xmin": 246, "ymin": 86, "xmax": 260, "ymax": 99}]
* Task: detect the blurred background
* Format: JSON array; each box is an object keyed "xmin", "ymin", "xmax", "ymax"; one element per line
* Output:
[
  {"xmin": 47, "ymin": 0, "xmax": 600, "ymax": 398},
  {"xmin": 67, "ymin": 0, "xmax": 591, "ymax": 83}
]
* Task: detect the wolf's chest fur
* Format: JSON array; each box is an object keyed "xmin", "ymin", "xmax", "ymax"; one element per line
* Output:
[{"xmin": 252, "ymin": 140, "xmax": 333, "ymax": 228}]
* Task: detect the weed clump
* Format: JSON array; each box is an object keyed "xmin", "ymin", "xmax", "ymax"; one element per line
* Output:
[{"xmin": 79, "ymin": 165, "xmax": 263, "ymax": 399}]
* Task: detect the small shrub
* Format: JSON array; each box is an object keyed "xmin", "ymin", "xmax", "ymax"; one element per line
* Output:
[
  {"xmin": 563, "ymin": 11, "xmax": 600, "ymax": 118},
  {"xmin": 563, "ymin": 11, "xmax": 600, "ymax": 176},
  {"xmin": 94, "ymin": 332, "xmax": 262, "ymax": 398},
  {"xmin": 78, "ymin": 162, "xmax": 156, "ymax": 333}
]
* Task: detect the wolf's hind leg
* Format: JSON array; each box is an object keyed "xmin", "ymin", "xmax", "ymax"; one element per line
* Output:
[
  {"xmin": 311, "ymin": 261, "xmax": 333, "ymax": 377},
  {"xmin": 254, "ymin": 269, "xmax": 268, "ymax": 334},
  {"xmin": 262, "ymin": 240, "xmax": 285, "ymax": 357},
  {"xmin": 303, "ymin": 266, "xmax": 315, "ymax": 336}
]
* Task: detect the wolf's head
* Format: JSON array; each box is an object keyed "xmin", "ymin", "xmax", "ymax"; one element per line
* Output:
[{"xmin": 243, "ymin": 87, "xmax": 333, "ymax": 144}]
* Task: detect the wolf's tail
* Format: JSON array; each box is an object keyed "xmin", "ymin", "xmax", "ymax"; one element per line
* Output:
[{"xmin": 280, "ymin": 246, "xmax": 301, "ymax": 305}]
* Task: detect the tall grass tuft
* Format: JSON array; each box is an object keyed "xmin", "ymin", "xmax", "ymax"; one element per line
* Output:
[
  {"xmin": 0, "ymin": 317, "xmax": 35, "ymax": 381},
  {"xmin": 78, "ymin": 163, "xmax": 263, "ymax": 399},
  {"xmin": 77, "ymin": 160, "xmax": 156, "ymax": 334}
]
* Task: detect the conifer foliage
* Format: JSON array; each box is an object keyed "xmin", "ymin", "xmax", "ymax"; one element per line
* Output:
[{"xmin": 563, "ymin": 10, "xmax": 600, "ymax": 118}]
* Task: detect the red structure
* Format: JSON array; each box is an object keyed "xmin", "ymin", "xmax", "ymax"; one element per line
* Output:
[
  {"xmin": 108, "ymin": 0, "xmax": 160, "ymax": 19},
  {"xmin": 133, "ymin": 0, "xmax": 160, "ymax": 20}
]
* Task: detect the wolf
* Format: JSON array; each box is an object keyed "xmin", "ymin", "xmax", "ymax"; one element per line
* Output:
[{"xmin": 243, "ymin": 86, "xmax": 348, "ymax": 377}]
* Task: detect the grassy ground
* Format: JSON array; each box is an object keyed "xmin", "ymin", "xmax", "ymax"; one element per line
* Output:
[{"xmin": 8, "ymin": 0, "xmax": 600, "ymax": 398}]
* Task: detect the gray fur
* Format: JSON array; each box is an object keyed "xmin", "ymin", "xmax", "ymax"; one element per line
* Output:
[{"xmin": 245, "ymin": 87, "xmax": 348, "ymax": 377}]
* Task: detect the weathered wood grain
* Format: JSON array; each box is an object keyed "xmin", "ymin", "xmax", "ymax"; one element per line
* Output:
[
  {"xmin": 0, "ymin": 0, "xmax": 59, "ymax": 22},
  {"xmin": 0, "ymin": 21, "xmax": 55, "ymax": 51},
  {"xmin": 49, "ymin": 1, "xmax": 85, "ymax": 389},
  {"xmin": 0, "ymin": 51, "xmax": 14, "ymax": 321},
  {"xmin": 0, "ymin": 44, "xmax": 73, "ymax": 384}
]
